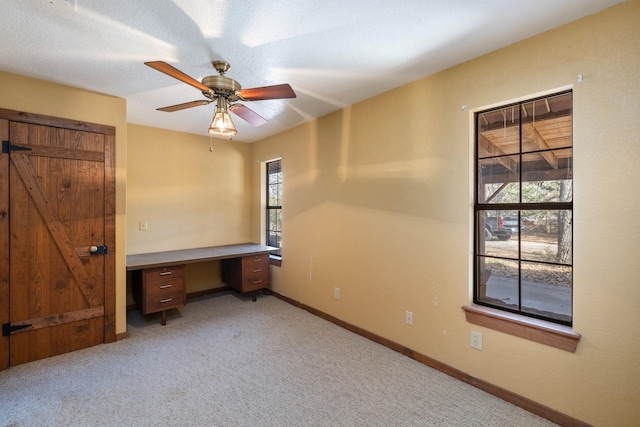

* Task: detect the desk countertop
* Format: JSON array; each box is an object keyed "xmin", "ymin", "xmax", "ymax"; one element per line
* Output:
[{"xmin": 126, "ymin": 243, "xmax": 277, "ymax": 270}]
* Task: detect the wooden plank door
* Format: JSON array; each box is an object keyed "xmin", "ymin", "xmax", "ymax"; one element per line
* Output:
[
  {"xmin": 0, "ymin": 119, "xmax": 8, "ymax": 370},
  {"xmin": 0, "ymin": 110, "xmax": 116, "ymax": 368}
]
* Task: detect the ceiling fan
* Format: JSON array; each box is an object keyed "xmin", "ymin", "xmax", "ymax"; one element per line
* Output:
[{"xmin": 145, "ymin": 60, "xmax": 296, "ymax": 138}]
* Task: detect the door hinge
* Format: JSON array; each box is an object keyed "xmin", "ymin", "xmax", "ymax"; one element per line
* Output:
[
  {"xmin": 2, "ymin": 140, "xmax": 33, "ymax": 154},
  {"xmin": 2, "ymin": 322, "xmax": 32, "ymax": 337}
]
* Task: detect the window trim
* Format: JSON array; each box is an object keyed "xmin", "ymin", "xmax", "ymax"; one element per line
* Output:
[{"xmin": 269, "ymin": 255, "xmax": 282, "ymax": 267}]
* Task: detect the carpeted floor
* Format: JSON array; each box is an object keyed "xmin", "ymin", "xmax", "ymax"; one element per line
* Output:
[{"xmin": 0, "ymin": 293, "xmax": 557, "ymax": 426}]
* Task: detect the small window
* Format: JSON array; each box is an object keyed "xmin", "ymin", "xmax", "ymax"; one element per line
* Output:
[
  {"xmin": 266, "ymin": 159, "xmax": 282, "ymax": 257},
  {"xmin": 474, "ymin": 91, "xmax": 573, "ymax": 325}
]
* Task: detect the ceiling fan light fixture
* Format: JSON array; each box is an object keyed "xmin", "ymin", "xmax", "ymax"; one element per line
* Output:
[{"xmin": 208, "ymin": 98, "xmax": 237, "ymax": 138}]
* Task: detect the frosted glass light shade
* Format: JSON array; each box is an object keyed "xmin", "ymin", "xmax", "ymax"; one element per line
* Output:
[{"xmin": 208, "ymin": 111, "xmax": 237, "ymax": 137}]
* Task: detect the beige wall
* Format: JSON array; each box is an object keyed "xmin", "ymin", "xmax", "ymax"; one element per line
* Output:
[
  {"xmin": 126, "ymin": 124, "xmax": 252, "ymax": 295},
  {"xmin": 0, "ymin": 71, "xmax": 129, "ymax": 336},
  {"xmin": 251, "ymin": 2, "xmax": 640, "ymax": 425},
  {"xmin": 1, "ymin": 1, "xmax": 638, "ymax": 424}
]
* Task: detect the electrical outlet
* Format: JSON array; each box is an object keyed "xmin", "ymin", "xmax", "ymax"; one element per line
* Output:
[
  {"xmin": 405, "ymin": 311, "xmax": 413, "ymax": 326},
  {"xmin": 334, "ymin": 287, "xmax": 340, "ymax": 300},
  {"xmin": 139, "ymin": 221, "xmax": 148, "ymax": 231},
  {"xmin": 471, "ymin": 331, "xmax": 483, "ymax": 350}
]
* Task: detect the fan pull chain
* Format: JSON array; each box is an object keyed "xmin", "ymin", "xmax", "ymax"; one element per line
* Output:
[{"xmin": 209, "ymin": 136, "xmax": 213, "ymax": 152}]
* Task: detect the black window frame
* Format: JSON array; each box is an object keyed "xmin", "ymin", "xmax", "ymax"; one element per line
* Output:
[
  {"xmin": 266, "ymin": 159, "xmax": 282, "ymax": 257},
  {"xmin": 473, "ymin": 90, "xmax": 573, "ymax": 326}
]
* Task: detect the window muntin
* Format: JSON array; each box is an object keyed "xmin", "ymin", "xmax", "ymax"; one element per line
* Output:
[
  {"xmin": 474, "ymin": 91, "xmax": 573, "ymax": 325},
  {"xmin": 266, "ymin": 159, "xmax": 282, "ymax": 257}
]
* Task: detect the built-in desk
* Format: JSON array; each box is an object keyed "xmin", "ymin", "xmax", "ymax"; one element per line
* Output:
[{"xmin": 127, "ymin": 243, "xmax": 276, "ymax": 324}]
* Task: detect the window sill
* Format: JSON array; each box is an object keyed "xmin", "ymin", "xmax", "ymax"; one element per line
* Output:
[
  {"xmin": 269, "ymin": 255, "xmax": 282, "ymax": 267},
  {"xmin": 462, "ymin": 304, "xmax": 580, "ymax": 352}
]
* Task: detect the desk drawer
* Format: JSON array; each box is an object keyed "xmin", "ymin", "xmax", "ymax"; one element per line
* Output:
[
  {"xmin": 242, "ymin": 255, "xmax": 269, "ymax": 278},
  {"xmin": 242, "ymin": 272, "xmax": 269, "ymax": 291},
  {"xmin": 144, "ymin": 288, "xmax": 185, "ymax": 313},
  {"xmin": 145, "ymin": 279, "xmax": 185, "ymax": 299},
  {"xmin": 143, "ymin": 265, "xmax": 185, "ymax": 281}
]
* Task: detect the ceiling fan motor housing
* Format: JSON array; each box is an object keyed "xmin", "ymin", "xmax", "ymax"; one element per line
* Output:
[
  {"xmin": 202, "ymin": 61, "xmax": 241, "ymax": 99},
  {"xmin": 202, "ymin": 75, "xmax": 242, "ymax": 98}
]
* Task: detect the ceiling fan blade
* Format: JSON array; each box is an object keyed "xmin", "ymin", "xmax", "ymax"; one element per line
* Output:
[
  {"xmin": 157, "ymin": 100, "xmax": 211, "ymax": 112},
  {"xmin": 145, "ymin": 61, "xmax": 211, "ymax": 93},
  {"xmin": 237, "ymin": 84, "xmax": 296, "ymax": 101},
  {"xmin": 229, "ymin": 104, "xmax": 268, "ymax": 127}
]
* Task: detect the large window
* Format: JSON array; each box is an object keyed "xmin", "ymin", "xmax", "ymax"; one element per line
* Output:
[
  {"xmin": 474, "ymin": 91, "xmax": 573, "ymax": 325},
  {"xmin": 266, "ymin": 159, "xmax": 282, "ymax": 257}
]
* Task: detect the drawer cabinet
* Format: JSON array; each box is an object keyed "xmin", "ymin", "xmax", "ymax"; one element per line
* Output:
[
  {"xmin": 221, "ymin": 254, "xmax": 270, "ymax": 300},
  {"xmin": 133, "ymin": 264, "xmax": 186, "ymax": 325}
]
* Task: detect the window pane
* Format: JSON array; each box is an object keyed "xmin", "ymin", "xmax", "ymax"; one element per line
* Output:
[
  {"xmin": 478, "ymin": 210, "xmax": 518, "ymax": 257},
  {"xmin": 268, "ymin": 209, "xmax": 281, "ymax": 232},
  {"xmin": 521, "ymin": 149, "xmax": 572, "ymax": 203},
  {"xmin": 267, "ymin": 230, "xmax": 281, "ymax": 249},
  {"xmin": 521, "ymin": 210, "xmax": 572, "ymax": 264},
  {"xmin": 267, "ymin": 159, "xmax": 282, "ymax": 208},
  {"xmin": 521, "ymin": 92, "xmax": 572, "ymax": 154},
  {"xmin": 267, "ymin": 159, "xmax": 281, "ymax": 176},
  {"xmin": 477, "ymin": 106, "xmax": 521, "ymax": 158},
  {"xmin": 268, "ymin": 182, "xmax": 282, "ymax": 206},
  {"xmin": 476, "ymin": 257, "xmax": 520, "ymax": 310},
  {"xmin": 521, "ymin": 262, "xmax": 572, "ymax": 323},
  {"xmin": 477, "ymin": 157, "xmax": 519, "ymax": 203},
  {"xmin": 477, "ymin": 212, "xmax": 492, "ymax": 254}
]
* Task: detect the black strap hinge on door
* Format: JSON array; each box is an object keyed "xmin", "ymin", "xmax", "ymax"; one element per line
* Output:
[
  {"xmin": 2, "ymin": 322, "xmax": 32, "ymax": 337},
  {"xmin": 2, "ymin": 140, "xmax": 33, "ymax": 154}
]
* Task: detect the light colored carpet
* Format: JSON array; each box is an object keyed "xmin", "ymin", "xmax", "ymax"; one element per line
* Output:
[{"xmin": 0, "ymin": 293, "xmax": 557, "ymax": 426}]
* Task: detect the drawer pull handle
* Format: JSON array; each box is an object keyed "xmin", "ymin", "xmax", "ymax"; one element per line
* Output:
[
  {"xmin": 252, "ymin": 258, "xmax": 262, "ymax": 262},
  {"xmin": 252, "ymin": 280, "xmax": 263, "ymax": 285},
  {"xmin": 159, "ymin": 284, "xmax": 172, "ymax": 289},
  {"xmin": 159, "ymin": 271, "xmax": 172, "ymax": 276},
  {"xmin": 160, "ymin": 298, "xmax": 173, "ymax": 303},
  {"xmin": 252, "ymin": 268, "xmax": 262, "ymax": 273}
]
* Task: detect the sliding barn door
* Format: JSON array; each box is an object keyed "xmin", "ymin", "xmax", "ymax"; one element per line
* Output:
[{"xmin": 0, "ymin": 110, "xmax": 116, "ymax": 369}]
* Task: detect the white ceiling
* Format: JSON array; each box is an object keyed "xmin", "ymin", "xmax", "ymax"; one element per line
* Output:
[{"xmin": 0, "ymin": 0, "xmax": 625, "ymax": 142}]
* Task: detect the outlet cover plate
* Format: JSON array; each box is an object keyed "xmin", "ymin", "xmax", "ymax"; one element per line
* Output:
[
  {"xmin": 471, "ymin": 331, "xmax": 483, "ymax": 350},
  {"xmin": 405, "ymin": 311, "xmax": 413, "ymax": 326}
]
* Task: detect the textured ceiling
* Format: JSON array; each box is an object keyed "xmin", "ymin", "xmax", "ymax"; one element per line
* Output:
[{"xmin": 0, "ymin": 0, "xmax": 625, "ymax": 142}]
